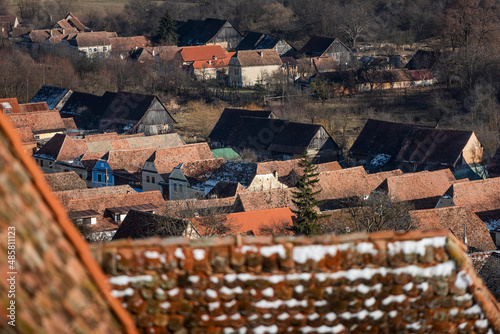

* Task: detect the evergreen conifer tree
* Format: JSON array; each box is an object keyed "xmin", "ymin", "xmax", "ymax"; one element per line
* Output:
[
  {"xmin": 290, "ymin": 151, "xmax": 323, "ymax": 236},
  {"xmin": 155, "ymin": 10, "xmax": 178, "ymax": 45}
]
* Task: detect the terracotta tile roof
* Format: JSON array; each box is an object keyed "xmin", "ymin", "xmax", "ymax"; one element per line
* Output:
[
  {"xmin": 8, "ymin": 110, "xmax": 67, "ymax": 134},
  {"xmin": 92, "ymin": 230, "xmax": 500, "ymax": 333},
  {"xmin": 410, "ymin": 206, "xmax": 496, "ymax": 252},
  {"xmin": 112, "ymin": 210, "xmax": 196, "ymax": 240},
  {"xmin": 315, "ymin": 166, "xmax": 370, "ymax": 201},
  {"xmin": 0, "ymin": 112, "xmax": 137, "ymax": 332},
  {"xmin": 236, "ymin": 187, "xmax": 297, "ymax": 212},
  {"xmin": 376, "ymin": 169, "xmax": 456, "ymax": 208},
  {"xmin": 365, "ymin": 169, "xmax": 403, "ymax": 191},
  {"xmin": 18, "ymin": 101, "xmax": 49, "ymax": 113},
  {"xmin": 109, "ymin": 36, "xmax": 148, "ymax": 53},
  {"xmin": 62, "ymin": 117, "xmax": 78, "ymax": 130},
  {"xmin": 57, "ymin": 13, "xmax": 87, "ymax": 31},
  {"xmin": 14, "ymin": 126, "xmax": 36, "ymax": 144},
  {"xmin": 445, "ymin": 177, "xmax": 500, "ymax": 213},
  {"xmin": 44, "ymin": 171, "xmax": 87, "ymax": 192},
  {"xmin": 176, "ymin": 158, "xmax": 225, "ymax": 187},
  {"xmin": 180, "ymin": 45, "xmax": 227, "ymax": 62},
  {"xmin": 28, "ymin": 28, "xmax": 78, "ymax": 44},
  {"xmin": 191, "ymin": 52, "xmax": 235, "ymax": 69},
  {"xmin": 35, "ymin": 132, "xmax": 184, "ymax": 163},
  {"xmin": 64, "ymin": 191, "xmax": 166, "ymax": 232},
  {"xmin": 148, "ymin": 142, "xmax": 214, "ymax": 176},
  {"xmin": 56, "ymin": 184, "xmax": 136, "ymax": 204},
  {"xmin": 235, "ymin": 49, "xmax": 283, "ymax": 67},
  {"xmin": 34, "ymin": 133, "xmax": 87, "ymax": 161},
  {"xmin": 130, "ymin": 46, "xmax": 182, "ymax": 63},
  {"xmin": 69, "ymin": 31, "xmax": 112, "ymax": 47},
  {"xmin": 104, "ymin": 147, "xmax": 157, "ymax": 179},
  {"xmin": 0, "ymin": 98, "xmax": 20, "ymax": 114},
  {"xmin": 219, "ymin": 207, "xmax": 294, "ymax": 236}
]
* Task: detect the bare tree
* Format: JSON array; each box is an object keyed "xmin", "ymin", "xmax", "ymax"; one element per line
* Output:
[
  {"xmin": 337, "ymin": 0, "xmax": 374, "ymax": 48},
  {"xmin": 339, "ymin": 193, "xmax": 414, "ymax": 234}
]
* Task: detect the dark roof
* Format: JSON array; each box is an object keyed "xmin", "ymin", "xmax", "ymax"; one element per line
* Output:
[
  {"xmin": 206, "ymin": 180, "xmax": 242, "ymax": 198},
  {"xmin": 350, "ymin": 119, "xmax": 475, "ymax": 167},
  {"xmin": 208, "ymin": 108, "xmax": 273, "ymax": 142},
  {"xmin": 236, "ymin": 31, "xmax": 282, "ymax": 51},
  {"xmin": 101, "ymin": 91, "xmax": 155, "ymax": 122},
  {"xmin": 405, "ymin": 50, "xmax": 441, "ymax": 70},
  {"xmin": 59, "ymin": 91, "xmax": 108, "ymax": 128},
  {"xmin": 112, "ymin": 210, "xmax": 190, "ymax": 240},
  {"xmin": 178, "ymin": 18, "xmax": 232, "ymax": 46},
  {"xmin": 205, "ymin": 161, "xmax": 257, "ymax": 189},
  {"xmin": 488, "ymin": 146, "xmax": 500, "ymax": 176},
  {"xmin": 294, "ymin": 35, "xmax": 341, "ymax": 58},
  {"xmin": 29, "ymin": 85, "xmax": 70, "ymax": 109},
  {"xmin": 214, "ymin": 116, "xmax": 339, "ymax": 154}
]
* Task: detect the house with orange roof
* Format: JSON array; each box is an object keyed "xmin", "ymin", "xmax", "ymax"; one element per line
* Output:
[
  {"xmin": 228, "ymin": 49, "xmax": 283, "ymax": 87},
  {"xmin": 189, "ymin": 51, "xmax": 235, "ymax": 81},
  {"xmin": 142, "ymin": 142, "xmax": 214, "ymax": 195},
  {"xmin": 54, "ymin": 12, "xmax": 89, "ymax": 32},
  {"xmin": 436, "ymin": 177, "xmax": 500, "ymax": 246},
  {"xmin": 372, "ymin": 169, "xmax": 457, "ymax": 210},
  {"xmin": 194, "ymin": 207, "xmax": 294, "ymax": 236},
  {"xmin": 64, "ymin": 190, "xmax": 166, "ymax": 241},
  {"xmin": 409, "ymin": 205, "xmax": 496, "ymax": 252},
  {"xmin": 109, "ymin": 36, "xmax": 149, "ymax": 59},
  {"xmin": 92, "ymin": 147, "xmax": 156, "ymax": 188}
]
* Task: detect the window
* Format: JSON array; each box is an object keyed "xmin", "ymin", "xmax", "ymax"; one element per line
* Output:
[
  {"xmin": 152, "ymin": 177, "xmax": 155, "ymax": 184},
  {"xmin": 97, "ymin": 174, "xmax": 102, "ymax": 182},
  {"xmin": 88, "ymin": 48, "xmax": 92, "ymax": 52},
  {"xmin": 4, "ymin": 109, "xmax": 11, "ymax": 114},
  {"xmin": 103, "ymin": 46, "xmax": 108, "ymax": 51},
  {"xmin": 173, "ymin": 183, "xmax": 177, "ymax": 191},
  {"xmin": 94, "ymin": 48, "xmax": 97, "ymax": 52},
  {"xmin": 234, "ymin": 68, "xmax": 240, "ymax": 75},
  {"xmin": 146, "ymin": 176, "xmax": 150, "ymax": 183},
  {"xmin": 179, "ymin": 184, "xmax": 183, "ymax": 192}
]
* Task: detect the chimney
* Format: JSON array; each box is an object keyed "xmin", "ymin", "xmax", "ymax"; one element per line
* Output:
[
  {"xmin": 62, "ymin": 28, "xmax": 65, "ymax": 34},
  {"xmin": 258, "ymin": 51, "xmax": 263, "ymax": 57},
  {"xmin": 208, "ymin": 60, "xmax": 211, "ymax": 65},
  {"xmin": 50, "ymin": 29, "xmax": 53, "ymax": 37},
  {"xmin": 152, "ymin": 49, "xmax": 155, "ymax": 56}
]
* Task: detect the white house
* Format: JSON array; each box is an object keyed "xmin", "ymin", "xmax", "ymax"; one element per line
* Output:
[{"xmin": 228, "ymin": 49, "xmax": 282, "ymax": 87}]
